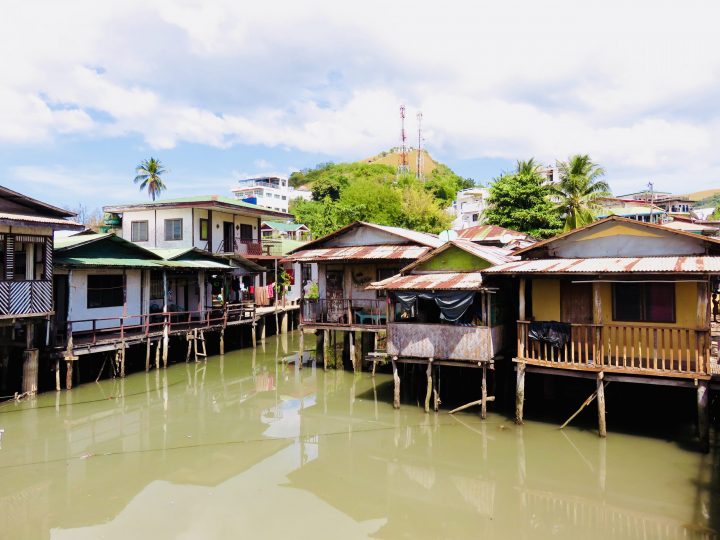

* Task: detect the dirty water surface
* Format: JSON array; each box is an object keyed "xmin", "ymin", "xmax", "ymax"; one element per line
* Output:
[{"xmin": 0, "ymin": 332, "xmax": 717, "ymax": 539}]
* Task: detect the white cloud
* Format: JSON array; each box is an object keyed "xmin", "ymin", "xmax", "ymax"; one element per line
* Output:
[{"xmin": 1, "ymin": 0, "xmax": 720, "ymax": 191}]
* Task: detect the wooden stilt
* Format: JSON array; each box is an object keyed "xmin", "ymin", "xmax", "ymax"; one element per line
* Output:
[
  {"xmin": 698, "ymin": 380, "xmax": 710, "ymax": 453},
  {"xmin": 280, "ymin": 312, "xmax": 288, "ymax": 334},
  {"xmin": 55, "ymin": 359, "xmax": 61, "ymax": 392},
  {"xmin": 323, "ymin": 330, "xmax": 331, "ymax": 371},
  {"xmin": 481, "ymin": 363, "xmax": 488, "ymax": 420},
  {"xmin": 433, "ymin": 366, "xmax": 440, "ymax": 412},
  {"xmin": 391, "ymin": 356, "xmax": 400, "ymax": 409},
  {"xmin": 155, "ymin": 339, "xmax": 161, "ymax": 370},
  {"xmin": 185, "ymin": 334, "xmax": 192, "ymax": 362},
  {"xmin": 424, "ymin": 359, "xmax": 433, "ymax": 413},
  {"xmin": 66, "ymin": 359, "xmax": 73, "ymax": 390},
  {"xmin": 251, "ymin": 323, "xmax": 257, "ymax": 348},
  {"xmin": 162, "ymin": 327, "xmax": 169, "ymax": 369},
  {"xmin": 349, "ymin": 331, "xmax": 357, "ymax": 373},
  {"xmin": 298, "ymin": 330, "xmax": 304, "ymax": 363},
  {"xmin": 260, "ymin": 319, "xmax": 266, "ymax": 341},
  {"xmin": 220, "ymin": 328, "xmax": 225, "ymax": 355},
  {"xmin": 22, "ymin": 323, "xmax": 38, "ymax": 395},
  {"xmin": 145, "ymin": 338, "xmax": 151, "ymax": 371},
  {"xmin": 515, "ymin": 362, "xmax": 525, "ymax": 425},
  {"xmin": 597, "ymin": 372, "xmax": 607, "ymax": 437}
]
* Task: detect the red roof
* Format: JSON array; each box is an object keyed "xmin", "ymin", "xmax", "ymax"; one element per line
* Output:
[
  {"xmin": 455, "ymin": 224, "xmax": 528, "ymax": 243},
  {"xmin": 282, "ymin": 244, "xmax": 431, "ymax": 263}
]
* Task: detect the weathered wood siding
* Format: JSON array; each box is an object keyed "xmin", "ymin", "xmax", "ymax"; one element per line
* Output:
[{"xmin": 387, "ymin": 323, "xmax": 501, "ymax": 361}]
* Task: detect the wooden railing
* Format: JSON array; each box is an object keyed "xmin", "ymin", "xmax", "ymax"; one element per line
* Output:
[
  {"xmin": 57, "ymin": 302, "xmax": 256, "ymax": 348},
  {"xmin": 300, "ymin": 298, "xmax": 388, "ymax": 327},
  {"xmin": 516, "ymin": 321, "xmax": 712, "ymax": 376}
]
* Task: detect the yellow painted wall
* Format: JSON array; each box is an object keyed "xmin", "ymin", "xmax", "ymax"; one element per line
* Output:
[
  {"xmin": 531, "ymin": 279, "xmax": 560, "ymax": 321},
  {"xmin": 599, "ymin": 281, "xmax": 699, "ymax": 328}
]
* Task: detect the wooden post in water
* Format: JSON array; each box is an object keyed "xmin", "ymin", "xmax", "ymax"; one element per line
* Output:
[
  {"xmin": 55, "ymin": 358, "xmax": 61, "ymax": 392},
  {"xmin": 298, "ymin": 330, "xmax": 304, "ymax": 361},
  {"xmin": 66, "ymin": 359, "xmax": 73, "ymax": 390},
  {"xmin": 251, "ymin": 323, "xmax": 257, "ymax": 348},
  {"xmin": 280, "ymin": 312, "xmax": 288, "ymax": 334},
  {"xmin": 348, "ymin": 331, "xmax": 356, "ymax": 372},
  {"xmin": 220, "ymin": 328, "xmax": 225, "ymax": 355},
  {"xmin": 698, "ymin": 380, "xmax": 710, "ymax": 453},
  {"xmin": 391, "ymin": 356, "xmax": 401, "ymax": 409},
  {"xmin": 120, "ymin": 342, "xmax": 126, "ymax": 378},
  {"xmin": 424, "ymin": 359, "xmax": 433, "ymax": 413},
  {"xmin": 260, "ymin": 318, "xmax": 266, "ymax": 341},
  {"xmin": 323, "ymin": 330, "xmax": 331, "ymax": 371},
  {"xmin": 515, "ymin": 362, "xmax": 525, "ymax": 424},
  {"xmin": 155, "ymin": 339, "xmax": 161, "ymax": 370},
  {"xmin": 21, "ymin": 323, "xmax": 38, "ymax": 395},
  {"xmin": 145, "ymin": 338, "xmax": 151, "ymax": 371},
  {"xmin": 481, "ymin": 363, "xmax": 488, "ymax": 420},
  {"xmin": 597, "ymin": 371, "xmax": 607, "ymax": 437},
  {"xmin": 433, "ymin": 366, "xmax": 440, "ymax": 412}
]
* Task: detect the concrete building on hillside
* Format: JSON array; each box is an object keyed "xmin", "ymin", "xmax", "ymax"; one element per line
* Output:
[
  {"xmin": 231, "ymin": 177, "xmax": 312, "ymax": 213},
  {"xmin": 449, "ymin": 187, "xmax": 489, "ymax": 228}
]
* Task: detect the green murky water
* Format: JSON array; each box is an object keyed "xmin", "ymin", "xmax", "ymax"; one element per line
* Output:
[{"xmin": 0, "ymin": 332, "xmax": 716, "ymax": 539}]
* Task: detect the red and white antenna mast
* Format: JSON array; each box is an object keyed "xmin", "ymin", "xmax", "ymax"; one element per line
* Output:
[
  {"xmin": 398, "ymin": 105, "xmax": 409, "ymax": 174},
  {"xmin": 416, "ymin": 111, "xmax": 423, "ymax": 179}
]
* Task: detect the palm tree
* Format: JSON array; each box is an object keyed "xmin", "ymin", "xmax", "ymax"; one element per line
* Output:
[
  {"xmin": 515, "ymin": 157, "xmax": 543, "ymax": 177},
  {"xmin": 551, "ymin": 154, "xmax": 610, "ymax": 231},
  {"xmin": 134, "ymin": 158, "xmax": 167, "ymax": 201}
]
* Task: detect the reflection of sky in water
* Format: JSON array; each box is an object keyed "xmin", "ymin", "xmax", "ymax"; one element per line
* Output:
[{"xmin": 262, "ymin": 396, "xmax": 317, "ymax": 439}]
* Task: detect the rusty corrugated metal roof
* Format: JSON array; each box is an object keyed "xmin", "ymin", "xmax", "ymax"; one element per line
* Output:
[
  {"xmin": 282, "ymin": 244, "xmax": 431, "ymax": 263},
  {"xmin": 370, "ymin": 272, "xmax": 485, "ymax": 290},
  {"xmin": 455, "ymin": 224, "xmax": 529, "ymax": 243},
  {"xmin": 0, "ymin": 212, "xmax": 83, "ymax": 228},
  {"xmin": 484, "ymin": 256, "xmax": 720, "ymax": 274}
]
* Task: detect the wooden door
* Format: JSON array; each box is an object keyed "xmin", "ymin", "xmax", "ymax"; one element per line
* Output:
[
  {"xmin": 325, "ymin": 270, "xmax": 344, "ymax": 322},
  {"xmin": 223, "ymin": 222, "xmax": 234, "ymax": 252},
  {"xmin": 561, "ymin": 282, "xmax": 593, "ymax": 323},
  {"xmin": 561, "ymin": 281, "xmax": 594, "ymax": 362}
]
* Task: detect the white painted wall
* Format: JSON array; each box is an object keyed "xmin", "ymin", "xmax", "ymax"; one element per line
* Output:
[
  {"xmin": 325, "ymin": 227, "xmax": 409, "ymax": 247},
  {"xmin": 68, "ymin": 269, "xmax": 143, "ymax": 331},
  {"xmin": 120, "ymin": 208, "xmax": 193, "ymax": 249}
]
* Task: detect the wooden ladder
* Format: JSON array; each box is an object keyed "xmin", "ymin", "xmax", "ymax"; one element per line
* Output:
[{"xmin": 187, "ymin": 329, "xmax": 208, "ymax": 362}]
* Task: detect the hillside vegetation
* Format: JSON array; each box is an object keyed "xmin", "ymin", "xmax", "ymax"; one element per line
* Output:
[{"xmin": 289, "ymin": 159, "xmax": 474, "ymax": 237}]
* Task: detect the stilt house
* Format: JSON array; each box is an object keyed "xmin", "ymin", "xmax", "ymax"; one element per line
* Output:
[
  {"xmin": 0, "ymin": 186, "xmax": 82, "ymax": 395},
  {"xmin": 483, "ymin": 216, "xmax": 720, "ymax": 446}
]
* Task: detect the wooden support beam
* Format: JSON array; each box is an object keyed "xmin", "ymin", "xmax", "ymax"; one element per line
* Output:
[
  {"xmin": 155, "ymin": 339, "xmax": 161, "ymax": 370},
  {"xmin": 251, "ymin": 324, "xmax": 257, "ymax": 349},
  {"xmin": 55, "ymin": 359, "xmax": 61, "ymax": 392},
  {"xmin": 424, "ymin": 359, "xmax": 433, "ymax": 413},
  {"xmin": 22, "ymin": 323, "xmax": 38, "ymax": 395},
  {"xmin": 120, "ymin": 342, "xmax": 126, "ymax": 378},
  {"xmin": 145, "ymin": 338, "xmax": 151, "ymax": 371},
  {"xmin": 349, "ymin": 331, "xmax": 357, "ymax": 373},
  {"xmin": 66, "ymin": 359, "xmax": 73, "ymax": 390},
  {"xmin": 219, "ymin": 328, "xmax": 225, "ymax": 355},
  {"xmin": 698, "ymin": 380, "xmax": 709, "ymax": 453},
  {"xmin": 449, "ymin": 396, "xmax": 496, "ymax": 415},
  {"xmin": 323, "ymin": 329, "xmax": 331, "ymax": 371},
  {"xmin": 518, "ymin": 278, "xmax": 526, "ymax": 321},
  {"xmin": 280, "ymin": 312, "xmax": 288, "ymax": 334},
  {"xmin": 597, "ymin": 372, "xmax": 607, "ymax": 437},
  {"xmin": 391, "ymin": 356, "xmax": 400, "ymax": 409},
  {"xmin": 433, "ymin": 366, "xmax": 440, "ymax": 412},
  {"xmin": 481, "ymin": 363, "xmax": 488, "ymax": 419},
  {"xmin": 515, "ymin": 361, "xmax": 525, "ymax": 424}
]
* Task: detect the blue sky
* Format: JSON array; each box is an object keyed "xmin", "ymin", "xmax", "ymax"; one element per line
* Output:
[{"xmin": 1, "ymin": 0, "xmax": 719, "ymax": 212}]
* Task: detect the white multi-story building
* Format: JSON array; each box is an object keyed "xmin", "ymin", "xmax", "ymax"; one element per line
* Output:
[
  {"xmin": 231, "ymin": 177, "xmax": 313, "ymax": 213},
  {"xmin": 449, "ymin": 187, "xmax": 490, "ymax": 229}
]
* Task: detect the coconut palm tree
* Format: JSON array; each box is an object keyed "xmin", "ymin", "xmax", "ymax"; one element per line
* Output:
[
  {"xmin": 515, "ymin": 157, "xmax": 543, "ymax": 177},
  {"xmin": 134, "ymin": 158, "xmax": 167, "ymax": 201},
  {"xmin": 551, "ymin": 154, "xmax": 610, "ymax": 231}
]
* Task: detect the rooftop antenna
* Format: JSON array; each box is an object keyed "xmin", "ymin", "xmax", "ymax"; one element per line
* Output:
[
  {"xmin": 416, "ymin": 111, "xmax": 423, "ymax": 179},
  {"xmin": 398, "ymin": 105, "xmax": 409, "ymax": 175},
  {"xmin": 648, "ymin": 181, "xmax": 654, "ymax": 223}
]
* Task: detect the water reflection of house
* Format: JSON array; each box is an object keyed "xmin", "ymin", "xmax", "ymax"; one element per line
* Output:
[
  {"xmin": 370, "ymin": 239, "xmax": 514, "ymax": 410},
  {"xmin": 284, "ymin": 221, "xmax": 442, "ymax": 368},
  {"xmin": 484, "ymin": 216, "xmax": 720, "ymax": 449}
]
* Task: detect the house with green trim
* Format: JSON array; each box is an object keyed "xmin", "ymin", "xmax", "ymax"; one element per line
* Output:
[{"xmin": 53, "ymin": 233, "xmax": 258, "ymax": 336}]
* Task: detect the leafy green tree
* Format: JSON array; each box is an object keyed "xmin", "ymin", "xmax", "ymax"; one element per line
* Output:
[
  {"xmin": 485, "ymin": 159, "xmax": 562, "ymax": 238},
  {"xmin": 134, "ymin": 158, "xmax": 167, "ymax": 201},
  {"xmin": 423, "ymin": 164, "xmax": 475, "ymax": 207},
  {"xmin": 552, "ymin": 154, "xmax": 610, "ymax": 231}
]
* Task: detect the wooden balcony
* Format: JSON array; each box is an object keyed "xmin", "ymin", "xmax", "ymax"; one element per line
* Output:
[
  {"xmin": 0, "ymin": 280, "xmax": 53, "ymax": 318},
  {"xmin": 516, "ymin": 320, "xmax": 713, "ymax": 378},
  {"xmin": 387, "ymin": 322, "xmax": 502, "ymax": 362},
  {"xmin": 300, "ymin": 299, "xmax": 387, "ymax": 329}
]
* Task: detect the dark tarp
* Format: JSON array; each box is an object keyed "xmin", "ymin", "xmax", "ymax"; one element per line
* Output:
[
  {"xmin": 528, "ymin": 321, "xmax": 572, "ymax": 349},
  {"xmin": 392, "ymin": 291, "xmax": 475, "ymax": 322}
]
